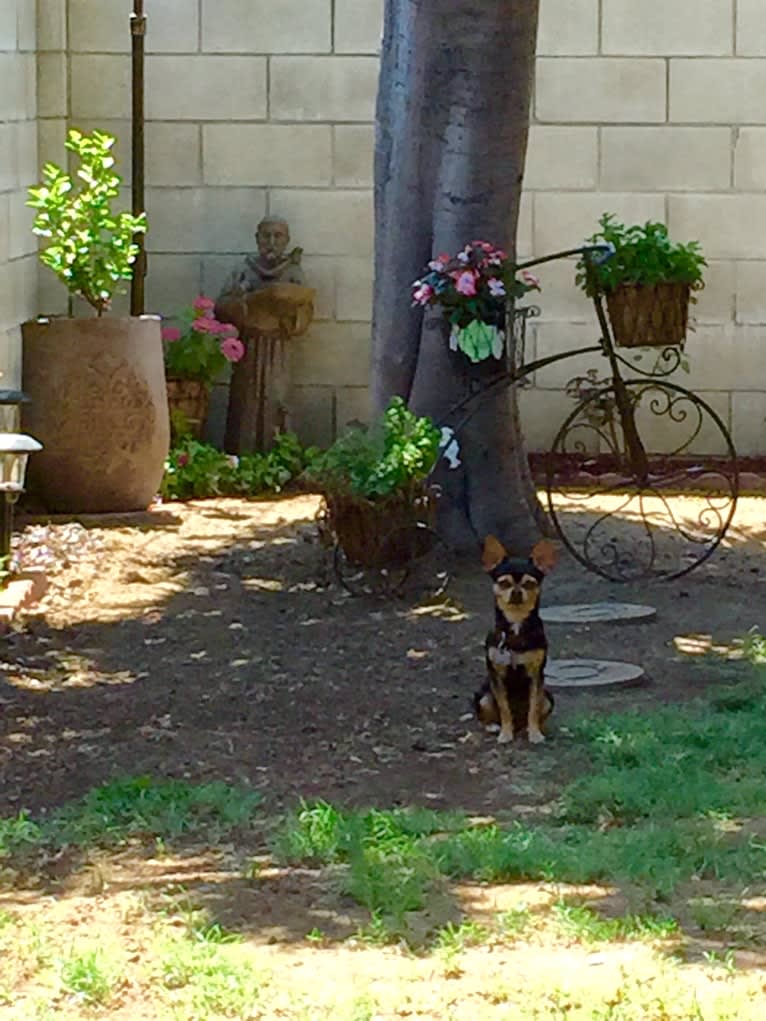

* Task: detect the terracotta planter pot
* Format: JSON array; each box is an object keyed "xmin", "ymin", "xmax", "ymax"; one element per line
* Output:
[
  {"xmin": 605, "ymin": 282, "xmax": 691, "ymax": 348},
  {"xmin": 21, "ymin": 316, "xmax": 170, "ymax": 513},
  {"xmin": 166, "ymin": 378, "xmax": 210, "ymax": 439}
]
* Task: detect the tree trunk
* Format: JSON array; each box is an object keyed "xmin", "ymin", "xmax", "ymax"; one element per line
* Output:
[{"xmin": 372, "ymin": 0, "xmax": 544, "ymax": 555}]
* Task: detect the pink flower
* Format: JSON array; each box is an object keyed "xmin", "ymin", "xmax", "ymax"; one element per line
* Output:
[
  {"xmin": 191, "ymin": 316, "xmax": 218, "ymax": 333},
  {"xmin": 193, "ymin": 295, "xmax": 215, "ymax": 314},
  {"xmin": 219, "ymin": 322, "xmax": 238, "ymax": 338},
  {"xmin": 161, "ymin": 326, "xmax": 182, "ymax": 342},
  {"xmin": 428, "ymin": 253, "xmax": 451, "ymax": 272},
  {"xmin": 221, "ymin": 337, "xmax": 245, "ymax": 362},
  {"xmin": 412, "ymin": 282, "xmax": 434, "ymax": 306},
  {"xmin": 520, "ymin": 270, "xmax": 541, "ymax": 290},
  {"xmin": 177, "ymin": 453, "xmax": 189, "ymax": 468},
  {"xmin": 488, "ymin": 278, "xmax": 506, "ymax": 298},
  {"xmin": 455, "ymin": 270, "xmax": 478, "ymax": 296}
]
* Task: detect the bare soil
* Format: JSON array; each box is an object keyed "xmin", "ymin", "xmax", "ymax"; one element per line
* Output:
[{"xmin": 1, "ymin": 492, "xmax": 765, "ymax": 1018}]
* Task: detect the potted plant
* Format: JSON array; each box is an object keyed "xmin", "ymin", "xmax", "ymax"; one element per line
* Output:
[
  {"xmin": 411, "ymin": 241, "xmax": 541, "ymax": 363},
  {"xmin": 21, "ymin": 128, "xmax": 170, "ymax": 513},
  {"xmin": 576, "ymin": 214, "xmax": 706, "ymax": 348},
  {"xmin": 161, "ymin": 296, "xmax": 245, "ymax": 440},
  {"xmin": 306, "ymin": 397, "xmax": 442, "ymax": 567}
]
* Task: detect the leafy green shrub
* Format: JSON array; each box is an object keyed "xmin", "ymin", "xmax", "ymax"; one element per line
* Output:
[
  {"xmin": 27, "ymin": 129, "xmax": 146, "ymax": 316},
  {"xmin": 160, "ymin": 432, "xmax": 313, "ymax": 501},
  {"xmin": 576, "ymin": 213, "xmax": 706, "ymax": 298},
  {"xmin": 306, "ymin": 396, "xmax": 441, "ymax": 499}
]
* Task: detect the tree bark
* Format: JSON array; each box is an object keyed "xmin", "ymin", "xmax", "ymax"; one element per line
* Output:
[{"xmin": 372, "ymin": 0, "xmax": 543, "ymax": 555}]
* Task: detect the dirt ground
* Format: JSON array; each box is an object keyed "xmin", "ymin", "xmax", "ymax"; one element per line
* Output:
[
  {"xmin": 2, "ymin": 492, "xmax": 766, "ymax": 1019},
  {"xmin": 1, "ymin": 491, "xmax": 764, "ymax": 821}
]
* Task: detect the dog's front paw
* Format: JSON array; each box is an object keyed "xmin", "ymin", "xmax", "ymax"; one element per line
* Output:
[
  {"xmin": 528, "ymin": 729, "xmax": 546, "ymax": 745},
  {"xmin": 497, "ymin": 729, "xmax": 514, "ymax": 745}
]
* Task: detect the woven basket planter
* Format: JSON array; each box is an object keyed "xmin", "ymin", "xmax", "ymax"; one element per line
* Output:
[
  {"xmin": 166, "ymin": 378, "xmax": 210, "ymax": 439},
  {"xmin": 605, "ymin": 282, "xmax": 691, "ymax": 349},
  {"xmin": 324, "ymin": 485, "xmax": 437, "ymax": 568}
]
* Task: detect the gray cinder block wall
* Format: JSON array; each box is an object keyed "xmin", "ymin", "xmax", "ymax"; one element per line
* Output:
[{"xmin": 20, "ymin": 0, "xmax": 766, "ymax": 454}]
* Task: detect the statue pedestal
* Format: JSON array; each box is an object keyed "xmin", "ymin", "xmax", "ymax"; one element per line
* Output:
[{"xmin": 219, "ymin": 284, "xmax": 315, "ymax": 454}]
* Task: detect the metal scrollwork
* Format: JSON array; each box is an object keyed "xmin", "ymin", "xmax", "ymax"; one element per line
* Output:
[{"xmin": 545, "ymin": 379, "xmax": 738, "ymax": 581}]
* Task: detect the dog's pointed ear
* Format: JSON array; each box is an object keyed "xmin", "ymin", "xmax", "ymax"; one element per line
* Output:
[
  {"xmin": 482, "ymin": 535, "xmax": 507, "ymax": 572},
  {"xmin": 531, "ymin": 539, "xmax": 558, "ymax": 574}
]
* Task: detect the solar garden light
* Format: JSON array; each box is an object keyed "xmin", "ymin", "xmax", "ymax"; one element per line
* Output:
[{"xmin": 0, "ymin": 389, "xmax": 42, "ymax": 566}]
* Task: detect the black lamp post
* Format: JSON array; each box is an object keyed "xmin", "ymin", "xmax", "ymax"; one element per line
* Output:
[
  {"xmin": 0, "ymin": 390, "xmax": 42, "ymax": 566},
  {"xmin": 130, "ymin": 0, "xmax": 147, "ymax": 317}
]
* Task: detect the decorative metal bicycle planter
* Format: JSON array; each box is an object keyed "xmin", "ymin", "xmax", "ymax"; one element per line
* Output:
[{"xmin": 327, "ymin": 242, "xmax": 738, "ymax": 592}]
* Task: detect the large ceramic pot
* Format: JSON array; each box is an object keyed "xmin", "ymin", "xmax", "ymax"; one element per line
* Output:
[{"xmin": 21, "ymin": 316, "xmax": 170, "ymax": 513}]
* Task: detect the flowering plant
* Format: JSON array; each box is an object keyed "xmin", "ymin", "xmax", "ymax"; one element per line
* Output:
[
  {"xmin": 162, "ymin": 296, "xmax": 245, "ymax": 386},
  {"xmin": 411, "ymin": 241, "xmax": 541, "ymax": 363}
]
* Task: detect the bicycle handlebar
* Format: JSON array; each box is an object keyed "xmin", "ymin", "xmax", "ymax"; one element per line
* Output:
[{"xmin": 516, "ymin": 242, "xmax": 615, "ymax": 273}]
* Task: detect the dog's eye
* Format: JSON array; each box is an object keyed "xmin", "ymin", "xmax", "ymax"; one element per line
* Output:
[
  {"xmin": 521, "ymin": 578, "xmax": 538, "ymax": 590},
  {"xmin": 497, "ymin": 578, "xmax": 512, "ymax": 589}
]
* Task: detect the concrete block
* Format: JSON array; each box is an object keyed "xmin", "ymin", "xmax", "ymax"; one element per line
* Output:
[
  {"xmin": 333, "ymin": 125, "xmax": 374, "ymax": 186},
  {"xmin": 692, "ymin": 261, "xmax": 735, "ymax": 325},
  {"xmin": 537, "ymin": 0, "xmax": 598, "ymax": 56},
  {"xmin": 0, "ymin": 194, "xmax": 8, "ymax": 262},
  {"xmin": 16, "ymin": 0, "xmax": 35, "ymax": 50},
  {"xmin": 519, "ymin": 387, "xmax": 576, "ymax": 452},
  {"xmin": 0, "ymin": 264, "xmax": 13, "ymax": 331},
  {"xmin": 603, "ymin": 0, "xmax": 733, "ymax": 56},
  {"xmin": 8, "ymin": 190, "xmax": 35, "ymax": 258},
  {"xmin": 734, "ymin": 128, "xmax": 766, "ymax": 190},
  {"xmin": 0, "ymin": 2, "xmax": 16, "ymax": 50},
  {"xmin": 147, "ymin": 122, "xmax": 202, "ymax": 186},
  {"xmin": 737, "ymin": 0, "xmax": 766, "ymax": 55},
  {"xmin": 291, "ymin": 321, "xmax": 370, "ymax": 386},
  {"xmin": 270, "ymin": 56, "xmax": 378, "ymax": 121},
  {"xmin": 145, "ymin": 253, "xmax": 202, "ymax": 317},
  {"xmin": 15, "ymin": 117, "xmax": 37, "ymax": 184},
  {"xmin": 37, "ymin": 116, "xmax": 66, "ymax": 171},
  {"xmin": 70, "ymin": 54, "xmax": 130, "ymax": 119},
  {"xmin": 145, "ymin": 187, "xmax": 268, "ymax": 254},
  {"xmin": 147, "ymin": 0, "xmax": 200, "ymax": 54},
  {"xmin": 681, "ymin": 325, "xmax": 764, "ymax": 391},
  {"xmin": 286, "ymin": 384, "xmax": 335, "ymax": 447},
  {"xmin": 37, "ymin": 267, "xmax": 68, "ymax": 316},
  {"xmin": 69, "ymin": 0, "xmax": 129, "ymax": 52},
  {"xmin": 525, "ymin": 126, "xmax": 598, "ymax": 190},
  {"xmin": 736, "ymin": 261, "xmax": 766, "ymax": 324},
  {"xmin": 300, "ymin": 255, "xmax": 336, "ymax": 320},
  {"xmin": 0, "ymin": 124, "xmax": 15, "ymax": 191},
  {"xmin": 516, "ymin": 191, "xmax": 533, "ymax": 259},
  {"xmin": 270, "ymin": 189, "xmax": 373, "ymax": 256},
  {"xmin": 0, "ymin": 52, "xmax": 34, "ymax": 119},
  {"xmin": 336, "ymin": 385, "xmax": 371, "ymax": 430},
  {"xmin": 533, "ymin": 193, "xmax": 665, "ymax": 258},
  {"xmin": 202, "ymin": 124, "xmax": 332, "ymax": 186},
  {"xmin": 532, "ymin": 322, "xmax": 606, "ymax": 389},
  {"xmin": 536, "ymin": 58, "xmax": 666, "ymax": 123},
  {"xmin": 334, "ymin": 0, "xmax": 382, "ymax": 54},
  {"xmin": 601, "ymin": 128, "xmax": 732, "ymax": 192},
  {"xmin": 670, "ymin": 59, "xmax": 766, "ymax": 123},
  {"xmin": 37, "ymin": 0, "xmax": 66, "ymax": 51},
  {"xmin": 632, "ymin": 387, "xmax": 731, "ymax": 456},
  {"xmin": 336, "ymin": 257, "xmax": 372, "ymax": 321},
  {"xmin": 669, "ymin": 195, "xmax": 766, "ymax": 259},
  {"xmin": 0, "ymin": 324, "xmax": 22, "ymax": 387},
  {"xmin": 11, "ymin": 254, "xmax": 38, "ymax": 323},
  {"xmin": 147, "ymin": 56, "xmax": 267, "ymax": 120},
  {"xmin": 202, "ymin": 0, "xmax": 331, "ymax": 53},
  {"xmin": 732, "ymin": 392, "xmax": 766, "ymax": 454},
  {"xmin": 528, "ymin": 258, "xmax": 596, "ymax": 323}
]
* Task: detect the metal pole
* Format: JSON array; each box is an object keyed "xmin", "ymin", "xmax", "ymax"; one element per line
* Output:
[
  {"xmin": 130, "ymin": 0, "xmax": 147, "ymax": 316},
  {"xmin": 0, "ymin": 495, "xmax": 12, "ymax": 569}
]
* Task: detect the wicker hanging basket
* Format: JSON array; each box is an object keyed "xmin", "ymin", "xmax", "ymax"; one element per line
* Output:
[
  {"xmin": 166, "ymin": 378, "xmax": 210, "ymax": 438},
  {"xmin": 605, "ymin": 282, "xmax": 691, "ymax": 349},
  {"xmin": 324, "ymin": 485, "xmax": 437, "ymax": 568}
]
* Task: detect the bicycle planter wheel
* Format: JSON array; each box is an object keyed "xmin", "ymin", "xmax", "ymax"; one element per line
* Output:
[{"xmin": 544, "ymin": 379, "xmax": 738, "ymax": 581}]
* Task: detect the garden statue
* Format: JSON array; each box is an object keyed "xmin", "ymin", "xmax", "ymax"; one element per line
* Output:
[{"xmin": 215, "ymin": 216, "xmax": 315, "ymax": 454}]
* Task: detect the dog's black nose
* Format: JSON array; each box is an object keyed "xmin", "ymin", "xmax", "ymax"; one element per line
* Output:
[{"xmin": 509, "ymin": 590, "xmax": 524, "ymax": 605}]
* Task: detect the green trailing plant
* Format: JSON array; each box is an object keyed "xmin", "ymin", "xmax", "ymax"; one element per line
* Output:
[
  {"xmin": 306, "ymin": 397, "xmax": 441, "ymax": 500},
  {"xmin": 160, "ymin": 432, "xmax": 313, "ymax": 501},
  {"xmin": 27, "ymin": 128, "xmax": 146, "ymax": 316},
  {"xmin": 576, "ymin": 213, "xmax": 706, "ymax": 298}
]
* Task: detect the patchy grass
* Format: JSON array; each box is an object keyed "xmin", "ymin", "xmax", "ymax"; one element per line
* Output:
[{"xmin": 59, "ymin": 946, "xmax": 124, "ymax": 1006}]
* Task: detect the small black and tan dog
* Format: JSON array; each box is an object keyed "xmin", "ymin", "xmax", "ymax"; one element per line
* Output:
[{"xmin": 474, "ymin": 535, "xmax": 557, "ymax": 745}]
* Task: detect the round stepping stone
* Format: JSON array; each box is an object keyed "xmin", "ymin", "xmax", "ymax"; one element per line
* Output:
[
  {"xmin": 546, "ymin": 659, "xmax": 645, "ymax": 689},
  {"xmin": 541, "ymin": 602, "xmax": 656, "ymax": 625}
]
